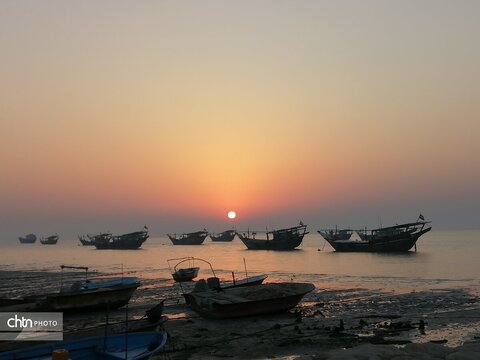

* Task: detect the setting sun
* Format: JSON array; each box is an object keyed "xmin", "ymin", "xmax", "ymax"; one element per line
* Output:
[{"xmin": 227, "ymin": 211, "xmax": 237, "ymax": 219}]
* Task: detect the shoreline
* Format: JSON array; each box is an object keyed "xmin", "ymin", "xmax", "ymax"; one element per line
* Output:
[{"xmin": 1, "ymin": 270, "xmax": 480, "ymax": 358}]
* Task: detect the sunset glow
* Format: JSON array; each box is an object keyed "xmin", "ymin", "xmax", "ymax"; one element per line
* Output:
[{"xmin": 0, "ymin": 1, "xmax": 479, "ymax": 237}]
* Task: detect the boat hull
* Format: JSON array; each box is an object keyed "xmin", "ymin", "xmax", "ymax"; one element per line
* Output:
[
  {"xmin": 94, "ymin": 231, "xmax": 148, "ymax": 249},
  {"xmin": 18, "ymin": 234, "xmax": 36, "ymax": 244},
  {"xmin": 184, "ymin": 282, "xmax": 314, "ymax": 319},
  {"xmin": 0, "ymin": 331, "xmax": 167, "ymax": 360},
  {"xmin": 40, "ymin": 235, "xmax": 58, "ymax": 245},
  {"xmin": 326, "ymin": 227, "xmax": 432, "ymax": 252},
  {"xmin": 237, "ymin": 224, "xmax": 307, "ymax": 251},
  {"xmin": 172, "ymin": 267, "xmax": 200, "ymax": 282},
  {"xmin": 168, "ymin": 232, "xmax": 208, "ymax": 245},
  {"xmin": 210, "ymin": 230, "xmax": 236, "ymax": 242},
  {"xmin": 36, "ymin": 283, "xmax": 140, "ymax": 312}
]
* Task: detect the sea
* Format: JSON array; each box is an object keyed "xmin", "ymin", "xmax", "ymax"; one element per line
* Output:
[{"xmin": 1, "ymin": 229, "xmax": 479, "ymax": 295}]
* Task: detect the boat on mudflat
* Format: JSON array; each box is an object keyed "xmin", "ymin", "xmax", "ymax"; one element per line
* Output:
[
  {"xmin": 184, "ymin": 282, "xmax": 315, "ymax": 319},
  {"xmin": 0, "ymin": 331, "xmax": 167, "ymax": 360},
  {"xmin": 237, "ymin": 223, "xmax": 308, "ymax": 250},
  {"xmin": 210, "ymin": 229, "xmax": 236, "ymax": 242},
  {"xmin": 167, "ymin": 230, "xmax": 209, "ymax": 245},
  {"xmin": 94, "ymin": 227, "xmax": 149, "ymax": 249},
  {"xmin": 19, "ymin": 265, "xmax": 141, "ymax": 312},
  {"xmin": 18, "ymin": 233, "xmax": 36, "ymax": 244},
  {"xmin": 322, "ymin": 218, "xmax": 432, "ymax": 252},
  {"xmin": 40, "ymin": 234, "xmax": 58, "ymax": 245}
]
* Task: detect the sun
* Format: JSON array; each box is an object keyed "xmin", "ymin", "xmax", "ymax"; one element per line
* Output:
[{"xmin": 227, "ymin": 211, "xmax": 237, "ymax": 219}]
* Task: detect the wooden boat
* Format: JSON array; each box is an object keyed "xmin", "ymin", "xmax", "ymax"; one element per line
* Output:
[
  {"xmin": 0, "ymin": 331, "xmax": 167, "ymax": 360},
  {"xmin": 167, "ymin": 230, "xmax": 209, "ymax": 245},
  {"xmin": 17, "ymin": 266, "xmax": 141, "ymax": 312},
  {"xmin": 40, "ymin": 234, "xmax": 58, "ymax": 245},
  {"xmin": 220, "ymin": 274, "xmax": 268, "ymax": 289},
  {"xmin": 172, "ymin": 267, "xmax": 200, "ymax": 282},
  {"xmin": 18, "ymin": 233, "xmax": 36, "ymax": 244},
  {"xmin": 168, "ymin": 257, "xmax": 201, "ymax": 282},
  {"xmin": 94, "ymin": 227, "xmax": 149, "ymax": 250},
  {"xmin": 210, "ymin": 229, "xmax": 236, "ymax": 242},
  {"xmin": 324, "ymin": 219, "xmax": 432, "ymax": 252},
  {"xmin": 317, "ymin": 228, "xmax": 353, "ymax": 241},
  {"xmin": 35, "ymin": 278, "xmax": 141, "ymax": 312},
  {"xmin": 184, "ymin": 282, "xmax": 315, "ymax": 319},
  {"xmin": 237, "ymin": 223, "xmax": 308, "ymax": 250},
  {"xmin": 79, "ymin": 233, "xmax": 112, "ymax": 246}
]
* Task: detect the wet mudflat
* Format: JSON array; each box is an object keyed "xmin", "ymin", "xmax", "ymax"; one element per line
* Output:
[{"xmin": 1, "ymin": 270, "xmax": 480, "ymax": 359}]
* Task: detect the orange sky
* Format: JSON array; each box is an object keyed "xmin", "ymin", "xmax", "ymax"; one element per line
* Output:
[{"xmin": 1, "ymin": 1, "xmax": 480, "ymax": 237}]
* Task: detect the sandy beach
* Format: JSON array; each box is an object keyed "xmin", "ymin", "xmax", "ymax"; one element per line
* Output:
[{"xmin": 1, "ymin": 270, "xmax": 480, "ymax": 359}]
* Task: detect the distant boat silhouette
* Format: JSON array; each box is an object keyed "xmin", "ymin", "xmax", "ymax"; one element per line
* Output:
[
  {"xmin": 168, "ymin": 230, "xmax": 209, "ymax": 245},
  {"xmin": 40, "ymin": 234, "xmax": 58, "ymax": 245},
  {"xmin": 18, "ymin": 234, "xmax": 36, "ymax": 244},
  {"xmin": 237, "ymin": 223, "xmax": 308, "ymax": 250}
]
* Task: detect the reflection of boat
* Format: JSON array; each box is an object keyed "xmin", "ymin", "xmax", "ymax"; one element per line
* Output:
[
  {"xmin": 40, "ymin": 234, "xmax": 58, "ymax": 245},
  {"xmin": 0, "ymin": 331, "xmax": 167, "ymax": 360},
  {"xmin": 323, "ymin": 218, "xmax": 432, "ymax": 252},
  {"xmin": 184, "ymin": 282, "xmax": 315, "ymax": 319},
  {"xmin": 167, "ymin": 230, "xmax": 209, "ymax": 245},
  {"xmin": 237, "ymin": 223, "xmax": 308, "ymax": 250},
  {"xmin": 18, "ymin": 234, "xmax": 36, "ymax": 244},
  {"xmin": 94, "ymin": 227, "xmax": 149, "ymax": 250},
  {"xmin": 79, "ymin": 233, "xmax": 112, "ymax": 246},
  {"xmin": 33, "ymin": 265, "xmax": 141, "ymax": 312},
  {"xmin": 210, "ymin": 229, "xmax": 236, "ymax": 242}
]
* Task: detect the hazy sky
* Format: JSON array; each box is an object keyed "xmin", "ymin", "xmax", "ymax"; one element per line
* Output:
[{"xmin": 1, "ymin": 0, "xmax": 479, "ymax": 239}]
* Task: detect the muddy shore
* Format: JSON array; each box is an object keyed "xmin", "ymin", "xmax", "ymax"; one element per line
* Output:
[{"xmin": 1, "ymin": 270, "xmax": 480, "ymax": 359}]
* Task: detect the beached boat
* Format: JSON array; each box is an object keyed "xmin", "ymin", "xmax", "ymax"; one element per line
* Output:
[
  {"xmin": 94, "ymin": 227, "xmax": 149, "ymax": 249},
  {"xmin": 39, "ymin": 234, "xmax": 58, "ymax": 245},
  {"xmin": 35, "ymin": 277, "xmax": 141, "ymax": 312},
  {"xmin": 0, "ymin": 331, "xmax": 167, "ymax": 360},
  {"xmin": 172, "ymin": 267, "xmax": 200, "ymax": 282},
  {"xmin": 18, "ymin": 233, "xmax": 36, "ymax": 244},
  {"xmin": 237, "ymin": 223, "xmax": 308, "ymax": 250},
  {"xmin": 20, "ymin": 265, "xmax": 141, "ymax": 312},
  {"xmin": 210, "ymin": 229, "xmax": 236, "ymax": 242},
  {"xmin": 219, "ymin": 274, "xmax": 268, "ymax": 289},
  {"xmin": 323, "ymin": 219, "xmax": 432, "ymax": 252},
  {"xmin": 167, "ymin": 230, "xmax": 209, "ymax": 245},
  {"xmin": 168, "ymin": 257, "xmax": 200, "ymax": 282},
  {"xmin": 184, "ymin": 282, "xmax": 315, "ymax": 319}
]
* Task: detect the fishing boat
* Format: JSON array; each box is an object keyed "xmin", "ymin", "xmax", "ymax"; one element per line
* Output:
[
  {"xmin": 172, "ymin": 267, "xmax": 200, "ymax": 282},
  {"xmin": 323, "ymin": 218, "xmax": 432, "ymax": 252},
  {"xmin": 167, "ymin": 230, "xmax": 209, "ymax": 245},
  {"xmin": 26, "ymin": 265, "xmax": 141, "ymax": 312},
  {"xmin": 168, "ymin": 257, "xmax": 200, "ymax": 282},
  {"xmin": 18, "ymin": 233, "xmax": 36, "ymax": 244},
  {"xmin": 0, "ymin": 331, "xmax": 167, "ymax": 360},
  {"xmin": 79, "ymin": 232, "xmax": 112, "ymax": 246},
  {"xmin": 317, "ymin": 228, "xmax": 353, "ymax": 241},
  {"xmin": 40, "ymin": 234, "xmax": 58, "ymax": 245},
  {"xmin": 94, "ymin": 227, "xmax": 149, "ymax": 250},
  {"xmin": 219, "ymin": 274, "xmax": 268, "ymax": 289},
  {"xmin": 184, "ymin": 282, "xmax": 315, "ymax": 319},
  {"xmin": 237, "ymin": 223, "xmax": 308, "ymax": 250},
  {"xmin": 210, "ymin": 229, "xmax": 236, "ymax": 242}
]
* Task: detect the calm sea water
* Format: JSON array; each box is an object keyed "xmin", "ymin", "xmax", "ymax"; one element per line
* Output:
[{"xmin": 1, "ymin": 229, "xmax": 479, "ymax": 293}]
